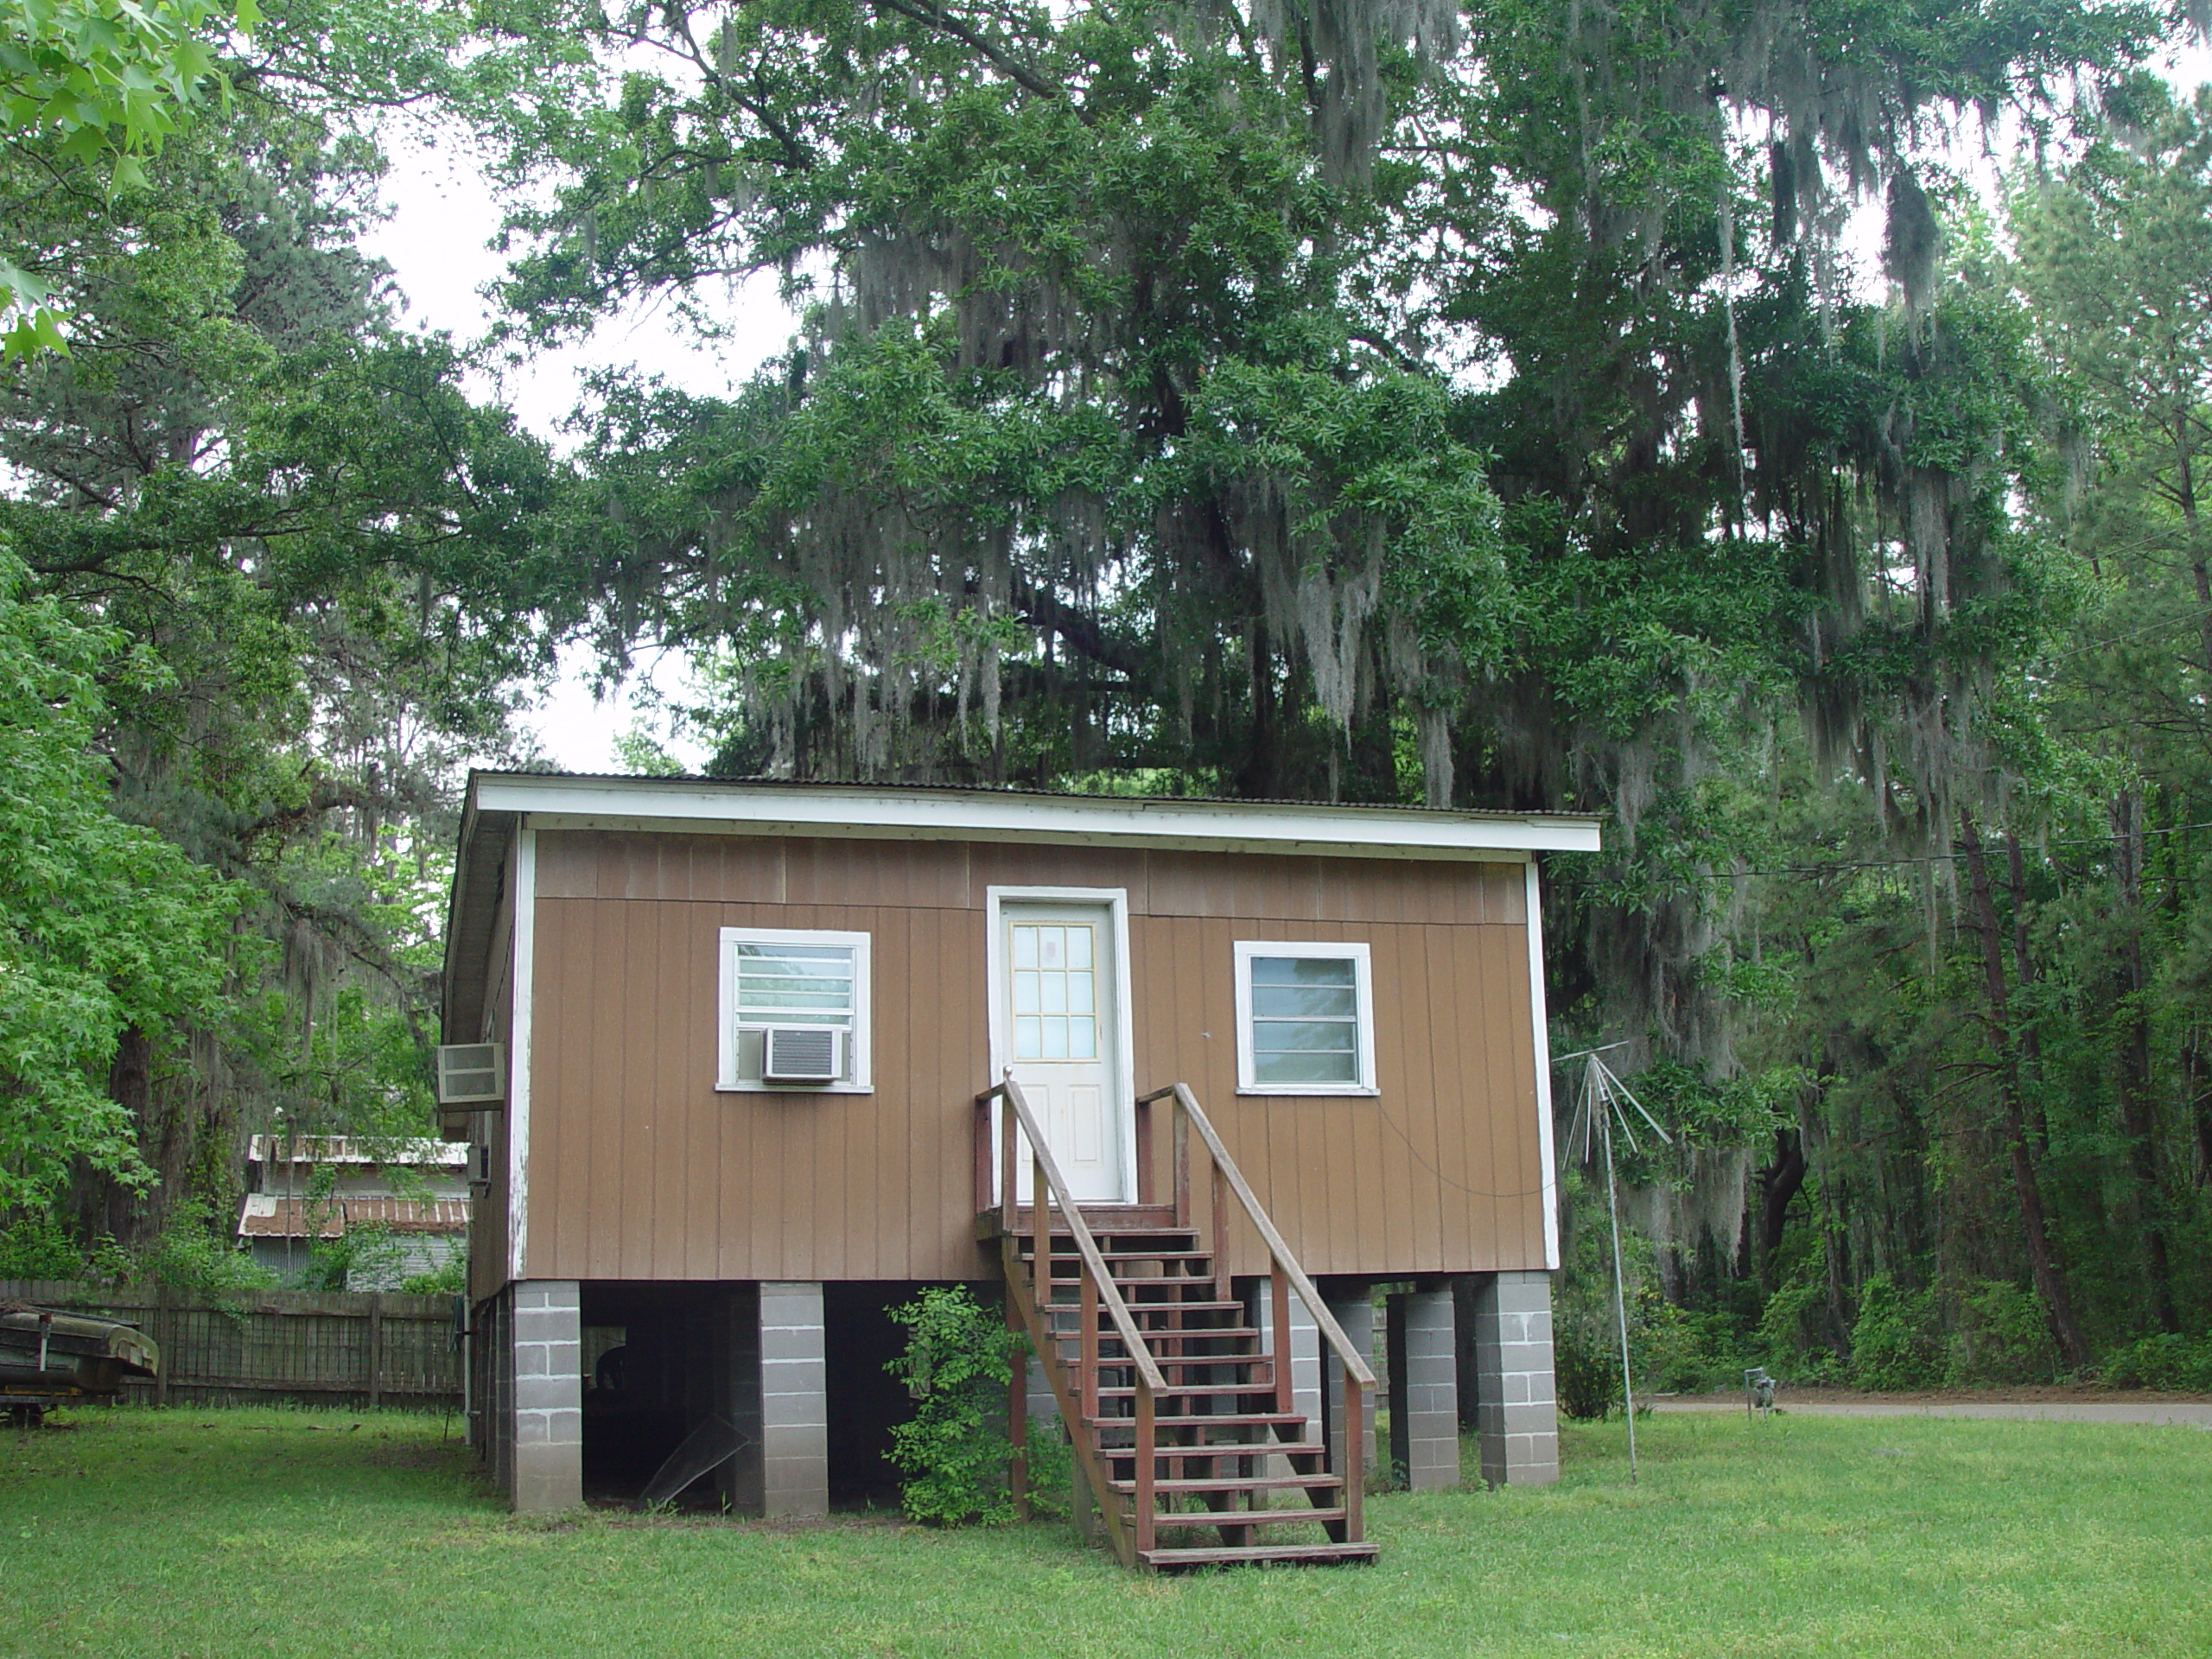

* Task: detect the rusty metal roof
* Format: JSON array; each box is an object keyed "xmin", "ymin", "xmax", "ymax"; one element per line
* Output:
[{"xmin": 236, "ymin": 1196, "xmax": 470, "ymax": 1240}]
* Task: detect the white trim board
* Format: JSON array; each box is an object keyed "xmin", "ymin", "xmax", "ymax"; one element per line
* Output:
[
  {"xmin": 473, "ymin": 774, "xmax": 1602, "ymax": 858},
  {"xmin": 1526, "ymin": 860, "xmax": 1560, "ymax": 1272},
  {"xmin": 508, "ymin": 826, "xmax": 536, "ymax": 1284}
]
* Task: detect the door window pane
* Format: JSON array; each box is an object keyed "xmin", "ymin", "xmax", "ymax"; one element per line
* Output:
[{"xmin": 1011, "ymin": 924, "xmax": 1098, "ymax": 1062}]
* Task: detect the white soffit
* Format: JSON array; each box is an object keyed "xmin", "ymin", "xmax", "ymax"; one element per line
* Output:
[{"xmin": 472, "ymin": 775, "xmax": 1604, "ymax": 859}]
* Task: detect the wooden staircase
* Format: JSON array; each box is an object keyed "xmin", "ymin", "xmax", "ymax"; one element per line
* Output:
[{"xmin": 978, "ymin": 1079, "xmax": 1377, "ymax": 1571}]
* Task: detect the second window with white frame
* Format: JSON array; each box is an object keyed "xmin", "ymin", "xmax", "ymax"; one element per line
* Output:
[
  {"xmin": 1232, "ymin": 940, "xmax": 1376, "ymax": 1094},
  {"xmin": 718, "ymin": 927, "xmax": 872, "ymax": 1090}
]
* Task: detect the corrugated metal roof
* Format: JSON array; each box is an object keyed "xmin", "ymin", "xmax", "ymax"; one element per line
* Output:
[
  {"xmin": 236, "ymin": 1196, "xmax": 470, "ymax": 1240},
  {"xmin": 475, "ymin": 768, "xmax": 1601, "ymax": 822},
  {"xmin": 247, "ymin": 1135, "xmax": 467, "ymax": 1168}
]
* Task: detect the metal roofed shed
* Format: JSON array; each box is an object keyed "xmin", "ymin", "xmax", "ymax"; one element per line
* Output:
[{"xmin": 238, "ymin": 1136, "xmax": 472, "ymax": 1290}]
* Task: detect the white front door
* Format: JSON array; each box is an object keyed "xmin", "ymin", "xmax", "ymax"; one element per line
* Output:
[{"xmin": 995, "ymin": 897, "xmax": 1127, "ymax": 1204}]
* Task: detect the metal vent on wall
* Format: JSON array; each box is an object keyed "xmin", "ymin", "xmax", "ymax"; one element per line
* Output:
[
  {"xmin": 761, "ymin": 1027, "xmax": 842, "ymax": 1084},
  {"xmin": 436, "ymin": 1043, "xmax": 506, "ymax": 1104}
]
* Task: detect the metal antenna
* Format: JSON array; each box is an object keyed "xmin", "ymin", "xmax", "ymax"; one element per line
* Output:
[{"xmin": 1558, "ymin": 1047, "xmax": 1672, "ymax": 1484}]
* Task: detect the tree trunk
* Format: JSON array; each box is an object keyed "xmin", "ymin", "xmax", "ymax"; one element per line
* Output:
[
  {"xmin": 73, "ymin": 1025, "xmax": 155, "ymax": 1247},
  {"xmin": 1755, "ymin": 1126, "xmax": 1808, "ymax": 1294},
  {"xmin": 2175, "ymin": 440, "xmax": 2212, "ymax": 685},
  {"xmin": 2002, "ymin": 831, "xmax": 2048, "ymax": 1155},
  {"xmin": 2109, "ymin": 791, "xmax": 2181, "ymax": 1332},
  {"xmin": 2186, "ymin": 1038, "xmax": 2212, "ymax": 1192},
  {"xmin": 1821, "ymin": 1178, "xmax": 1852, "ymax": 1361},
  {"xmin": 1958, "ymin": 809, "xmax": 2092, "ymax": 1372}
]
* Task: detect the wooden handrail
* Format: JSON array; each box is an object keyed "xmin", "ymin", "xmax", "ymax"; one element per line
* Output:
[
  {"xmin": 1136, "ymin": 1082, "xmax": 1378, "ymax": 1389},
  {"xmin": 977, "ymin": 1079, "xmax": 1167, "ymax": 1396}
]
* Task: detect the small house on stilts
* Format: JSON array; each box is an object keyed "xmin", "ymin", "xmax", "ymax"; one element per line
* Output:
[{"xmin": 440, "ymin": 773, "xmax": 1597, "ymax": 1567}]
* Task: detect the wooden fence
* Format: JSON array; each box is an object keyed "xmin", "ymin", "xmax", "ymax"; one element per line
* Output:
[{"xmin": 0, "ymin": 1281, "xmax": 462, "ymax": 1410}]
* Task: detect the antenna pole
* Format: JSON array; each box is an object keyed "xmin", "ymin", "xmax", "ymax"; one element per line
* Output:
[{"xmin": 1601, "ymin": 1091, "xmax": 1639, "ymax": 1484}]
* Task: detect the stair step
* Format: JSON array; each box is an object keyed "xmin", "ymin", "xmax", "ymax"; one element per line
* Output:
[
  {"xmin": 1084, "ymin": 1354, "xmax": 1268, "ymax": 1374},
  {"xmin": 1044, "ymin": 1309, "xmax": 1256, "ymax": 1336},
  {"xmin": 1045, "ymin": 1287, "xmax": 1229, "ymax": 1307},
  {"xmin": 1088, "ymin": 1412, "xmax": 1306, "ymax": 1431},
  {"xmin": 1101, "ymin": 1441, "xmax": 1329, "ymax": 1465},
  {"xmin": 1108, "ymin": 1471, "xmax": 1343, "ymax": 1495},
  {"xmin": 1136, "ymin": 1542, "xmax": 1381, "ymax": 1570},
  {"xmin": 1104, "ymin": 1281, "xmax": 1228, "ymax": 1298},
  {"xmin": 1066, "ymin": 1328, "xmax": 1266, "ymax": 1353},
  {"xmin": 1142, "ymin": 1506, "xmax": 1349, "ymax": 1529},
  {"xmin": 1084, "ymin": 1389, "xmax": 1265, "ymax": 1407}
]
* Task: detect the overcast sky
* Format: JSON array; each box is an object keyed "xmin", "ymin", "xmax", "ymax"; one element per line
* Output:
[{"xmin": 357, "ymin": 133, "xmax": 791, "ymax": 772}]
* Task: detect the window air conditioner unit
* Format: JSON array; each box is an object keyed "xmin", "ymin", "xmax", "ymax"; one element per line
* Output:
[
  {"xmin": 436, "ymin": 1043, "xmax": 506, "ymax": 1106},
  {"xmin": 761, "ymin": 1026, "xmax": 843, "ymax": 1084}
]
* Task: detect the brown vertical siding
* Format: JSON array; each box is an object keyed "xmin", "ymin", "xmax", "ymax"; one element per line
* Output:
[{"xmin": 514, "ymin": 832, "xmax": 1548, "ymax": 1284}]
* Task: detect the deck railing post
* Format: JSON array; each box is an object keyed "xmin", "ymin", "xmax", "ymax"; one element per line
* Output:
[
  {"xmin": 1270, "ymin": 1268, "xmax": 1293, "ymax": 1415},
  {"xmin": 1033, "ymin": 1152, "xmax": 1049, "ymax": 1313},
  {"xmin": 1134, "ymin": 1373, "xmax": 1157, "ymax": 1556},
  {"xmin": 1000, "ymin": 1090, "xmax": 1018, "ymax": 1235},
  {"xmin": 1008, "ymin": 1294, "xmax": 1030, "ymax": 1521},
  {"xmin": 1173, "ymin": 1104, "xmax": 1190, "ymax": 1229},
  {"xmin": 1079, "ymin": 1273, "xmax": 1099, "ymax": 1423},
  {"xmin": 1343, "ymin": 1375, "xmax": 1365, "ymax": 1538},
  {"xmin": 974, "ymin": 1096, "xmax": 993, "ymax": 1217},
  {"xmin": 1212, "ymin": 1162, "xmax": 1230, "ymax": 1303},
  {"xmin": 1135, "ymin": 1093, "xmax": 1154, "ymax": 1207}
]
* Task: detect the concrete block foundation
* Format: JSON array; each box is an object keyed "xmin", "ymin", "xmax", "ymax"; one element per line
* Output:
[
  {"xmin": 758, "ymin": 1281, "xmax": 829, "ymax": 1519},
  {"xmin": 1386, "ymin": 1286, "xmax": 1459, "ymax": 1491},
  {"xmin": 1463, "ymin": 1269, "xmax": 1560, "ymax": 1486},
  {"xmin": 505, "ymin": 1279, "xmax": 583, "ymax": 1512}
]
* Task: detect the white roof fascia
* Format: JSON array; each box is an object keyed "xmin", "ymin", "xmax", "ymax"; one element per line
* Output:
[{"xmin": 474, "ymin": 777, "xmax": 1603, "ymax": 858}]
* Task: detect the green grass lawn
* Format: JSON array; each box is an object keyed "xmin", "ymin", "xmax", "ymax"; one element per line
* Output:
[{"xmin": 2, "ymin": 1406, "xmax": 2205, "ymax": 1657}]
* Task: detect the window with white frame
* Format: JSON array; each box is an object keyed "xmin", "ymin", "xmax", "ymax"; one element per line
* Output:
[
  {"xmin": 717, "ymin": 927, "xmax": 872, "ymax": 1091},
  {"xmin": 1232, "ymin": 941, "xmax": 1376, "ymax": 1094}
]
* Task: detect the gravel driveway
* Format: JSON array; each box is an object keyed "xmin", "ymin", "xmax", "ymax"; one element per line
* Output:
[{"xmin": 1650, "ymin": 1395, "xmax": 2212, "ymax": 1427}]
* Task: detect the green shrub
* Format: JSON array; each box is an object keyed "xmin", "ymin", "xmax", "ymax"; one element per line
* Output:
[
  {"xmin": 884, "ymin": 1285, "xmax": 1027, "ymax": 1526},
  {"xmin": 0, "ymin": 1215, "xmax": 86, "ymax": 1280},
  {"xmin": 399, "ymin": 1251, "xmax": 467, "ymax": 1296},
  {"xmin": 1636, "ymin": 1299, "xmax": 1748, "ymax": 1395},
  {"xmin": 296, "ymin": 1220, "xmax": 408, "ymax": 1292},
  {"xmin": 54, "ymin": 1198, "xmax": 279, "ymax": 1294},
  {"xmin": 2101, "ymin": 1332, "xmax": 2212, "ymax": 1392},
  {"xmin": 1555, "ymin": 1319, "xmax": 1619, "ymax": 1420},
  {"xmin": 1950, "ymin": 1280, "xmax": 2056, "ymax": 1386},
  {"xmin": 1849, "ymin": 1274, "xmax": 1943, "ymax": 1390},
  {"xmin": 1755, "ymin": 1250, "xmax": 1843, "ymax": 1383}
]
